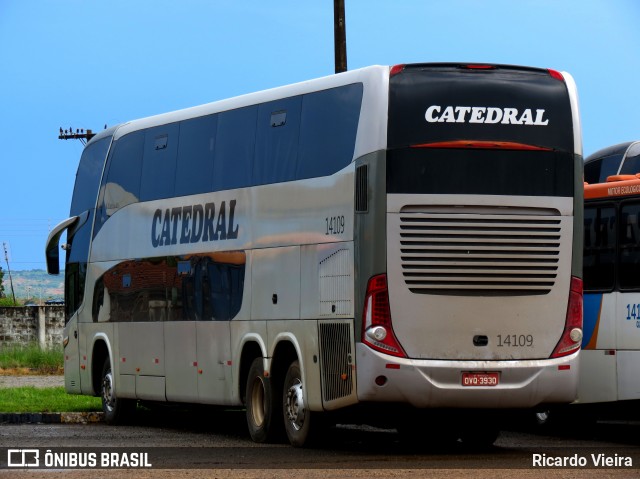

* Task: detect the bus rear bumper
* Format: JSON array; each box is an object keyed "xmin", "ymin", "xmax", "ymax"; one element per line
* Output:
[{"xmin": 355, "ymin": 343, "xmax": 579, "ymax": 408}]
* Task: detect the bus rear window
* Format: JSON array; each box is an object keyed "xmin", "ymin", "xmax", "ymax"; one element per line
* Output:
[{"xmin": 386, "ymin": 148, "xmax": 573, "ymax": 197}]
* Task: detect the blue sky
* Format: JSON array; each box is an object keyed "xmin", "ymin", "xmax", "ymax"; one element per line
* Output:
[{"xmin": 0, "ymin": 0, "xmax": 639, "ymax": 271}]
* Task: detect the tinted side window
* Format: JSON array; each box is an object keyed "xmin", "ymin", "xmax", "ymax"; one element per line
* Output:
[
  {"xmin": 584, "ymin": 154, "xmax": 623, "ymax": 184},
  {"xmin": 71, "ymin": 136, "xmax": 111, "ymax": 216},
  {"xmin": 96, "ymin": 253, "xmax": 246, "ymax": 322},
  {"xmin": 253, "ymin": 96, "xmax": 302, "ymax": 185},
  {"xmin": 297, "ymin": 83, "xmax": 363, "ymax": 179},
  {"xmin": 584, "ymin": 204, "xmax": 616, "ymax": 291},
  {"xmin": 619, "ymin": 202, "xmax": 640, "ymax": 289},
  {"xmin": 101, "ymin": 131, "xmax": 145, "ymax": 213},
  {"xmin": 64, "ymin": 262, "xmax": 86, "ymax": 321},
  {"xmin": 94, "ymin": 131, "xmax": 144, "ymax": 235},
  {"xmin": 140, "ymin": 123, "xmax": 179, "ymax": 201},
  {"xmin": 175, "ymin": 115, "xmax": 217, "ymax": 197},
  {"xmin": 214, "ymin": 106, "xmax": 256, "ymax": 191},
  {"xmin": 209, "ymin": 262, "xmax": 244, "ymax": 321},
  {"xmin": 619, "ymin": 144, "xmax": 640, "ymax": 176}
]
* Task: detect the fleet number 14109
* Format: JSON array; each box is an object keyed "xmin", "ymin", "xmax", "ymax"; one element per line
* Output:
[
  {"xmin": 325, "ymin": 215, "xmax": 345, "ymax": 235},
  {"xmin": 497, "ymin": 334, "xmax": 534, "ymax": 347}
]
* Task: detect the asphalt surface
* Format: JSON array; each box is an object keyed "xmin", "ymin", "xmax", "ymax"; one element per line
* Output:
[{"xmin": 1, "ymin": 375, "xmax": 639, "ymax": 477}]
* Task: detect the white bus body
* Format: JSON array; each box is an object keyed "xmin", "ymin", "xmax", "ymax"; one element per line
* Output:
[{"xmin": 47, "ymin": 63, "xmax": 583, "ymax": 447}]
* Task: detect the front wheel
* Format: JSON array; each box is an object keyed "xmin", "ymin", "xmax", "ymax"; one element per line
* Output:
[{"xmin": 101, "ymin": 358, "xmax": 135, "ymax": 424}]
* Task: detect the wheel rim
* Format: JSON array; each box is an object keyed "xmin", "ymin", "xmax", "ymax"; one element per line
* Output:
[
  {"xmin": 285, "ymin": 378, "xmax": 305, "ymax": 431},
  {"xmin": 535, "ymin": 410, "xmax": 550, "ymax": 424},
  {"xmin": 250, "ymin": 376, "xmax": 265, "ymax": 427},
  {"xmin": 102, "ymin": 370, "xmax": 115, "ymax": 413}
]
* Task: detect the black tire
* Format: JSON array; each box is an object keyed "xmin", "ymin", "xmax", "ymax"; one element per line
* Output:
[
  {"xmin": 283, "ymin": 360, "xmax": 324, "ymax": 448},
  {"xmin": 245, "ymin": 357, "xmax": 283, "ymax": 443},
  {"xmin": 101, "ymin": 358, "xmax": 135, "ymax": 424}
]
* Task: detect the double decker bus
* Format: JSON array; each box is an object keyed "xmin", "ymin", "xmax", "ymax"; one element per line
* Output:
[
  {"xmin": 46, "ymin": 63, "xmax": 583, "ymax": 447},
  {"xmin": 581, "ymin": 142, "xmax": 640, "ymax": 406}
]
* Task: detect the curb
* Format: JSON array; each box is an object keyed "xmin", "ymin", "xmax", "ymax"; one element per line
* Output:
[{"xmin": 0, "ymin": 412, "xmax": 104, "ymax": 424}]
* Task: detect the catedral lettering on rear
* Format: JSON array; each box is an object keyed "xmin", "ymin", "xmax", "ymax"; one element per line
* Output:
[
  {"xmin": 151, "ymin": 199, "xmax": 239, "ymax": 247},
  {"xmin": 425, "ymin": 105, "xmax": 549, "ymax": 125}
]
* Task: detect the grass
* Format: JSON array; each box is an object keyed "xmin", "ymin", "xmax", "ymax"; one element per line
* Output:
[
  {"xmin": 0, "ymin": 344, "xmax": 99, "ymax": 413},
  {"xmin": 0, "ymin": 343, "xmax": 63, "ymax": 374},
  {"xmin": 0, "ymin": 386, "xmax": 101, "ymax": 413}
]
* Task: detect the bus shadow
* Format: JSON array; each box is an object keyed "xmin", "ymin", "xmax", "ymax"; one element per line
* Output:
[
  {"xmin": 124, "ymin": 404, "xmax": 517, "ymax": 456},
  {"xmin": 506, "ymin": 405, "xmax": 640, "ymax": 447}
]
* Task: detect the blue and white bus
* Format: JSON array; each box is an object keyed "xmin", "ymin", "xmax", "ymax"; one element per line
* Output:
[
  {"xmin": 581, "ymin": 142, "xmax": 640, "ymax": 406},
  {"xmin": 47, "ymin": 63, "xmax": 583, "ymax": 447}
]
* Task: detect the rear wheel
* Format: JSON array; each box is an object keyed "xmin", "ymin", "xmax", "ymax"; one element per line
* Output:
[
  {"xmin": 283, "ymin": 360, "xmax": 324, "ymax": 447},
  {"xmin": 245, "ymin": 357, "xmax": 283, "ymax": 443},
  {"xmin": 101, "ymin": 358, "xmax": 135, "ymax": 424},
  {"xmin": 534, "ymin": 409, "xmax": 551, "ymax": 426}
]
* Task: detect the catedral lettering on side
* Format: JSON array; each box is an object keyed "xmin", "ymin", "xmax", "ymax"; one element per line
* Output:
[
  {"xmin": 151, "ymin": 199, "xmax": 239, "ymax": 247},
  {"xmin": 425, "ymin": 105, "xmax": 549, "ymax": 125}
]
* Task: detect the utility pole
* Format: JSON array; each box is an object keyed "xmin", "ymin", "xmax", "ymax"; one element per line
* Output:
[
  {"xmin": 58, "ymin": 127, "xmax": 96, "ymax": 146},
  {"xmin": 333, "ymin": 0, "xmax": 347, "ymax": 73},
  {"xmin": 3, "ymin": 242, "xmax": 16, "ymax": 305}
]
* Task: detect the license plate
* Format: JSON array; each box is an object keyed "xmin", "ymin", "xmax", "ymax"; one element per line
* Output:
[{"xmin": 461, "ymin": 372, "xmax": 500, "ymax": 387}]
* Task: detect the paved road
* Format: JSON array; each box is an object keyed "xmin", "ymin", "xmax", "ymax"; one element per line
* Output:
[
  {"xmin": 1, "ymin": 407, "xmax": 639, "ymax": 478},
  {"xmin": 1, "ymin": 377, "xmax": 639, "ymax": 477}
]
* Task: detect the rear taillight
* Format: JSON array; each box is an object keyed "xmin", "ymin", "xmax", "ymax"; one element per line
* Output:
[
  {"xmin": 390, "ymin": 64, "xmax": 406, "ymax": 77},
  {"xmin": 550, "ymin": 276, "xmax": 583, "ymax": 358},
  {"xmin": 463, "ymin": 64, "xmax": 496, "ymax": 70},
  {"xmin": 547, "ymin": 69, "xmax": 565, "ymax": 82},
  {"xmin": 362, "ymin": 274, "xmax": 406, "ymax": 358}
]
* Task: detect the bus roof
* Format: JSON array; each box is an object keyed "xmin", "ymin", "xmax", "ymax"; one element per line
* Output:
[
  {"xmin": 86, "ymin": 65, "xmax": 391, "ymax": 161},
  {"xmin": 585, "ymin": 141, "xmax": 634, "ymax": 163},
  {"xmin": 95, "ymin": 65, "xmax": 389, "ymax": 139}
]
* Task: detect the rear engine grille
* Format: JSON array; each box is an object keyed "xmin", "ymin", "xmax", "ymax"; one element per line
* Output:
[
  {"xmin": 318, "ymin": 322, "xmax": 353, "ymax": 402},
  {"xmin": 399, "ymin": 214, "xmax": 561, "ymax": 296}
]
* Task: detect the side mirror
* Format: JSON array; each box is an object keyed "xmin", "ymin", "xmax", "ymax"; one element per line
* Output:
[{"xmin": 45, "ymin": 216, "xmax": 80, "ymax": 275}]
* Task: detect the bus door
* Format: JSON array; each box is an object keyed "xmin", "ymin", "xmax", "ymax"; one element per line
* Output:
[
  {"xmin": 580, "ymin": 202, "xmax": 617, "ymax": 403},
  {"xmin": 196, "ymin": 258, "xmax": 235, "ymax": 404},
  {"xmin": 164, "ymin": 256, "xmax": 236, "ymax": 404},
  {"xmin": 62, "ymin": 310, "xmax": 81, "ymax": 394}
]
